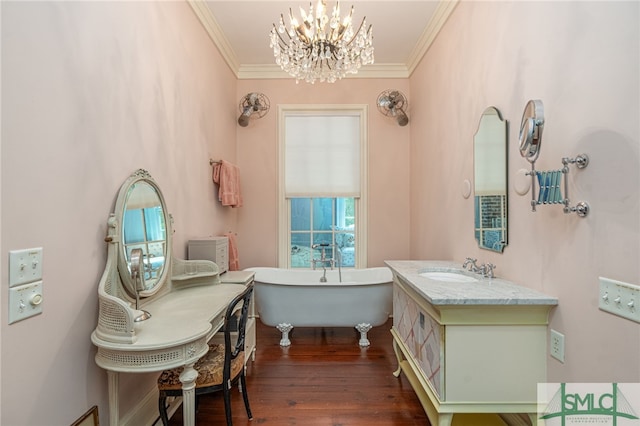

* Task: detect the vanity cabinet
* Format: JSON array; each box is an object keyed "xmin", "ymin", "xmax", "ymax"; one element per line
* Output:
[{"xmin": 385, "ymin": 261, "xmax": 558, "ymax": 426}]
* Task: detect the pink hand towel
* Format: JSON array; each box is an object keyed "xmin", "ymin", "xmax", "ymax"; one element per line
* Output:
[
  {"xmin": 212, "ymin": 160, "xmax": 243, "ymax": 207},
  {"xmin": 224, "ymin": 232, "xmax": 240, "ymax": 271}
]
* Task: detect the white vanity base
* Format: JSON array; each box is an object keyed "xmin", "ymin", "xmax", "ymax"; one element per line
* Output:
[
  {"xmin": 386, "ymin": 260, "xmax": 557, "ymax": 426},
  {"xmin": 392, "ymin": 329, "xmax": 540, "ymax": 426}
]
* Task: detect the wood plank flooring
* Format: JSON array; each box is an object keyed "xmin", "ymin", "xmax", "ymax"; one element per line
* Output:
[{"xmin": 167, "ymin": 318, "xmax": 430, "ymax": 425}]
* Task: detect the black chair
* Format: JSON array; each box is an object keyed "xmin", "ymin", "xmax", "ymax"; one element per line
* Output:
[{"xmin": 157, "ymin": 284, "xmax": 254, "ymax": 426}]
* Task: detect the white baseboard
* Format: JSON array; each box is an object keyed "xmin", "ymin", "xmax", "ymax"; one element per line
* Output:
[
  {"xmin": 499, "ymin": 413, "xmax": 532, "ymax": 426},
  {"xmin": 119, "ymin": 385, "xmax": 158, "ymax": 426},
  {"xmin": 150, "ymin": 397, "xmax": 182, "ymax": 426},
  {"xmin": 118, "ymin": 385, "xmax": 182, "ymax": 426}
]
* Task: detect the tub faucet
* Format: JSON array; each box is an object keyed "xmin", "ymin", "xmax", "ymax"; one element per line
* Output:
[
  {"xmin": 333, "ymin": 246, "xmax": 342, "ymax": 283},
  {"xmin": 311, "ymin": 243, "xmax": 342, "ymax": 282},
  {"xmin": 320, "ymin": 266, "xmax": 328, "ymax": 282},
  {"xmin": 323, "ymin": 244, "xmax": 342, "ymax": 282},
  {"xmin": 311, "ymin": 243, "xmax": 328, "ymax": 271}
]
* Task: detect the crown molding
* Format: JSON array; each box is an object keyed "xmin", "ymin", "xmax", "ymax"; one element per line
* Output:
[
  {"xmin": 187, "ymin": 0, "xmax": 240, "ymax": 78},
  {"xmin": 189, "ymin": 0, "xmax": 457, "ymax": 81},
  {"xmin": 406, "ymin": 0, "xmax": 460, "ymax": 75}
]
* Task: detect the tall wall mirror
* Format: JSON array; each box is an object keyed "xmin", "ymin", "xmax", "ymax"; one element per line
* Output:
[{"xmin": 474, "ymin": 107, "xmax": 508, "ymax": 252}]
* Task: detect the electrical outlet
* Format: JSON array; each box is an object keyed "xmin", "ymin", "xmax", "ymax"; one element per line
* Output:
[{"xmin": 550, "ymin": 329, "xmax": 565, "ymax": 363}]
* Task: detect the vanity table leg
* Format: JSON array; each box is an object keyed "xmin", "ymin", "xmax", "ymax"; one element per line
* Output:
[
  {"xmin": 107, "ymin": 371, "xmax": 119, "ymax": 426},
  {"xmin": 439, "ymin": 413, "xmax": 454, "ymax": 426},
  {"xmin": 392, "ymin": 338, "xmax": 403, "ymax": 377},
  {"xmin": 179, "ymin": 362, "xmax": 199, "ymax": 426}
]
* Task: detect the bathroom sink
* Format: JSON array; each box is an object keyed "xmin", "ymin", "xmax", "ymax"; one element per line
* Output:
[{"xmin": 419, "ymin": 271, "xmax": 478, "ymax": 283}]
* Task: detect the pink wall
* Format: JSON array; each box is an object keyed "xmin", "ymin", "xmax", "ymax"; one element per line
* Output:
[
  {"xmin": 1, "ymin": 1, "xmax": 638, "ymax": 425},
  {"xmin": 235, "ymin": 79, "xmax": 411, "ymax": 269},
  {"xmin": 409, "ymin": 1, "xmax": 639, "ymax": 382},
  {"xmin": 1, "ymin": 2, "xmax": 239, "ymax": 425}
]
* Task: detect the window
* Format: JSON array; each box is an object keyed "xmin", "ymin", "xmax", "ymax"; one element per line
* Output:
[
  {"xmin": 278, "ymin": 105, "xmax": 368, "ymax": 268},
  {"xmin": 290, "ymin": 197, "xmax": 356, "ymax": 268}
]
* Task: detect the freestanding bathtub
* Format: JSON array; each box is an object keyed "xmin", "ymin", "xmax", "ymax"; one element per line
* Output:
[{"xmin": 245, "ymin": 267, "xmax": 393, "ymax": 347}]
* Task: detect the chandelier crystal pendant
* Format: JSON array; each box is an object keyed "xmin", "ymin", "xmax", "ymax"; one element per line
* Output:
[{"xmin": 269, "ymin": 0, "xmax": 374, "ymax": 84}]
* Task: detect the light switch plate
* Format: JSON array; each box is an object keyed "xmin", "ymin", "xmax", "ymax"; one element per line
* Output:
[
  {"xmin": 9, "ymin": 281, "xmax": 43, "ymax": 324},
  {"xmin": 599, "ymin": 276, "xmax": 640, "ymax": 323},
  {"xmin": 9, "ymin": 247, "xmax": 43, "ymax": 287}
]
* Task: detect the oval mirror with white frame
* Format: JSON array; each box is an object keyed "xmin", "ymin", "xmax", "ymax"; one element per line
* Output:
[
  {"xmin": 115, "ymin": 169, "xmax": 171, "ymax": 298},
  {"xmin": 93, "ymin": 169, "xmax": 222, "ymax": 344},
  {"xmin": 474, "ymin": 107, "xmax": 508, "ymax": 252}
]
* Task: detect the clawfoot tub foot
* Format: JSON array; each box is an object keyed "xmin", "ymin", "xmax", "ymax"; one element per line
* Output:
[
  {"xmin": 355, "ymin": 323, "xmax": 372, "ymax": 347},
  {"xmin": 276, "ymin": 323, "xmax": 293, "ymax": 347}
]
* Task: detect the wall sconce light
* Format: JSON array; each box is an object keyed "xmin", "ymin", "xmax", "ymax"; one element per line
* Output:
[
  {"xmin": 237, "ymin": 92, "xmax": 270, "ymax": 127},
  {"xmin": 376, "ymin": 90, "xmax": 409, "ymax": 126}
]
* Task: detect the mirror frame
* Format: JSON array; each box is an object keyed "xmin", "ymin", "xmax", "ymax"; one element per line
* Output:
[
  {"xmin": 518, "ymin": 99, "xmax": 545, "ymax": 163},
  {"xmin": 473, "ymin": 107, "xmax": 508, "ymax": 253},
  {"xmin": 114, "ymin": 169, "xmax": 172, "ymax": 298}
]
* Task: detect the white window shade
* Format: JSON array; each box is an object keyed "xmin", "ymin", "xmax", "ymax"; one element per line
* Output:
[{"xmin": 285, "ymin": 115, "xmax": 360, "ymax": 197}]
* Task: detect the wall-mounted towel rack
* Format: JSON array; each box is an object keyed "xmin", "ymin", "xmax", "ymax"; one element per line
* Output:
[
  {"xmin": 209, "ymin": 159, "xmax": 221, "ymax": 166},
  {"xmin": 526, "ymin": 154, "xmax": 590, "ymax": 217},
  {"xmin": 518, "ymin": 99, "xmax": 590, "ymax": 217}
]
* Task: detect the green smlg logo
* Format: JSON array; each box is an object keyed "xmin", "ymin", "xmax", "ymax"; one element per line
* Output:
[{"xmin": 540, "ymin": 383, "xmax": 639, "ymax": 425}]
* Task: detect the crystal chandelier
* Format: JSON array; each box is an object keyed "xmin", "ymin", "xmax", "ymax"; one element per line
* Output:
[{"xmin": 269, "ymin": 0, "xmax": 374, "ymax": 84}]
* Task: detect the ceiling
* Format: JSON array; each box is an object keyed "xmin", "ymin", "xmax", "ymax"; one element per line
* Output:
[{"xmin": 188, "ymin": 1, "xmax": 458, "ymax": 79}]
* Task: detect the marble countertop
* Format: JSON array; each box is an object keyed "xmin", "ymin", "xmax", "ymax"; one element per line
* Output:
[{"xmin": 384, "ymin": 260, "xmax": 558, "ymax": 306}]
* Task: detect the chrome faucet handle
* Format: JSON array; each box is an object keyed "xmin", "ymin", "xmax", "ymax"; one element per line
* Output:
[
  {"xmin": 462, "ymin": 257, "xmax": 478, "ymax": 270},
  {"xmin": 485, "ymin": 263, "xmax": 496, "ymax": 278},
  {"xmin": 479, "ymin": 263, "xmax": 496, "ymax": 278}
]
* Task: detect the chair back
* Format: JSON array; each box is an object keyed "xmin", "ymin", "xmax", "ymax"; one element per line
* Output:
[{"xmin": 223, "ymin": 283, "xmax": 253, "ymax": 385}]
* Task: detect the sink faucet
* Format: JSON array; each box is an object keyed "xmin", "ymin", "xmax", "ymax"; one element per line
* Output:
[
  {"xmin": 462, "ymin": 257, "xmax": 496, "ymax": 278},
  {"xmin": 462, "ymin": 257, "xmax": 478, "ymax": 271}
]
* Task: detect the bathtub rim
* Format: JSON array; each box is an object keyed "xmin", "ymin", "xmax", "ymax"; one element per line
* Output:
[{"xmin": 244, "ymin": 266, "xmax": 393, "ymax": 286}]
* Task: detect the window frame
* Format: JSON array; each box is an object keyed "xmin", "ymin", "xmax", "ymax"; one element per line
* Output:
[{"xmin": 277, "ymin": 104, "xmax": 368, "ymax": 268}]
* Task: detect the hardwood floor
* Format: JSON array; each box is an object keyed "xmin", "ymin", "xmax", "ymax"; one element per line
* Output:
[{"xmin": 166, "ymin": 318, "xmax": 430, "ymax": 425}]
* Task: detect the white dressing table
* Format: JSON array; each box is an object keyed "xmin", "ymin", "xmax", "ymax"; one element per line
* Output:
[
  {"xmin": 92, "ymin": 281, "xmax": 247, "ymax": 426},
  {"xmin": 91, "ymin": 170, "xmax": 249, "ymax": 426}
]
